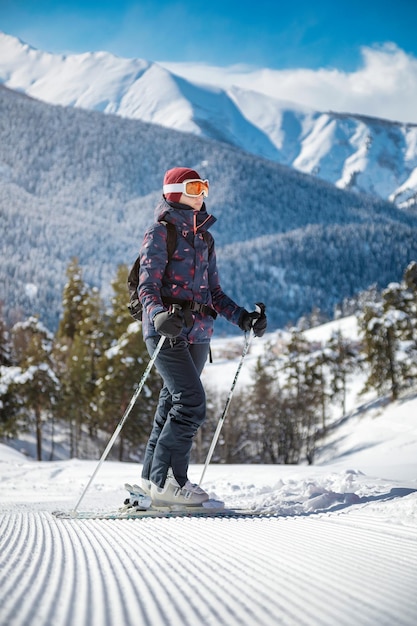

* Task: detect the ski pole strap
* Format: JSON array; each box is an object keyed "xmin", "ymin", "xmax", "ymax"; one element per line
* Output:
[{"xmin": 162, "ymin": 297, "xmax": 217, "ymax": 319}]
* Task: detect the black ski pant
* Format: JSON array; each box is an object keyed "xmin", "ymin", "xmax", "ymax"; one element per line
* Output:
[{"xmin": 142, "ymin": 337, "xmax": 210, "ymax": 488}]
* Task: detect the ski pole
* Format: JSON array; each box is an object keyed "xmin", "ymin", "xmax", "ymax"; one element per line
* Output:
[
  {"xmin": 199, "ymin": 304, "xmax": 265, "ymax": 486},
  {"xmin": 72, "ymin": 333, "xmax": 166, "ymax": 514},
  {"xmin": 199, "ymin": 330, "xmax": 253, "ymax": 486}
]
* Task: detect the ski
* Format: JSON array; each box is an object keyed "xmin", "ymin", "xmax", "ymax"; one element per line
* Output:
[
  {"xmin": 52, "ymin": 505, "xmax": 268, "ymax": 520},
  {"xmin": 52, "ymin": 482, "xmax": 276, "ymax": 520}
]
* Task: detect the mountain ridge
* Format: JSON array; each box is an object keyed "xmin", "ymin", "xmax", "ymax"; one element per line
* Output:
[{"xmin": 1, "ymin": 31, "xmax": 416, "ymax": 209}]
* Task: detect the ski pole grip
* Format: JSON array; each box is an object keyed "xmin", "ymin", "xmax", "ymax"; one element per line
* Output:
[
  {"xmin": 248, "ymin": 302, "xmax": 266, "ymax": 331},
  {"xmin": 254, "ymin": 302, "xmax": 266, "ymax": 316}
]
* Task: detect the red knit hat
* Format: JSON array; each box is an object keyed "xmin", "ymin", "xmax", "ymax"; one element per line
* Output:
[{"xmin": 163, "ymin": 167, "xmax": 201, "ymax": 203}]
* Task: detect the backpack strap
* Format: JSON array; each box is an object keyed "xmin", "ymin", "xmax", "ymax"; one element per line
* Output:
[
  {"xmin": 161, "ymin": 220, "xmax": 177, "ymax": 261},
  {"xmin": 127, "ymin": 221, "xmax": 176, "ymax": 320},
  {"xmin": 161, "ymin": 224, "xmax": 217, "ymax": 317},
  {"xmin": 202, "ymin": 230, "xmax": 214, "ymax": 255}
]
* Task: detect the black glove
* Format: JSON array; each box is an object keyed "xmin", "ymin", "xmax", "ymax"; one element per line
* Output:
[
  {"xmin": 153, "ymin": 306, "xmax": 183, "ymax": 338},
  {"xmin": 238, "ymin": 302, "xmax": 267, "ymax": 337}
]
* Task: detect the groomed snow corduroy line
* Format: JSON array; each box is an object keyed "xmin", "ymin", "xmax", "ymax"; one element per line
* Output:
[{"xmin": 1, "ymin": 511, "xmax": 416, "ymax": 626}]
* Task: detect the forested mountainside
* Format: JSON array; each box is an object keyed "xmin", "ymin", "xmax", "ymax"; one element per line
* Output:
[{"xmin": 1, "ymin": 85, "xmax": 417, "ymax": 332}]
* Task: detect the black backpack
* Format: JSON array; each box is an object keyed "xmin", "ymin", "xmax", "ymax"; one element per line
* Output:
[{"xmin": 127, "ymin": 221, "xmax": 213, "ymax": 321}]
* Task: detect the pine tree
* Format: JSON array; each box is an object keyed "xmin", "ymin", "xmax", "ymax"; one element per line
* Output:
[
  {"xmin": 326, "ymin": 330, "xmax": 358, "ymax": 417},
  {"xmin": 9, "ymin": 317, "xmax": 60, "ymax": 460},
  {"xmin": 247, "ymin": 356, "xmax": 280, "ymax": 463},
  {"xmin": 0, "ymin": 365, "xmax": 21, "ymax": 438},
  {"xmin": 0, "ymin": 304, "xmax": 18, "ymax": 436},
  {"xmin": 360, "ymin": 304, "xmax": 406, "ymax": 401},
  {"xmin": 95, "ymin": 265, "xmax": 159, "ymax": 461},
  {"xmin": 108, "ymin": 265, "xmax": 132, "ymax": 340},
  {"xmin": 360, "ymin": 262, "xmax": 417, "ymax": 400},
  {"xmin": 400, "ymin": 261, "xmax": 417, "ymax": 385},
  {"xmin": 0, "ymin": 303, "xmax": 11, "ymax": 366},
  {"xmin": 198, "ymin": 386, "xmax": 251, "ymax": 464},
  {"xmin": 381, "ymin": 281, "xmax": 416, "ymax": 391},
  {"xmin": 54, "ymin": 260, "xmax": 106, "ymax": 457},
  {"xmin": 281, "ymin": 329, "xmax": 323, "ymax": 464},
  {"xmin": 360, "ymin": 301, "xmax": 388, "ymax": 397},
  {"xmin": 57, "ymin": 258, "xmax": 88, "ymax": 341},
  {"xmin": 63, "ymin": 287, "xmax": 106, "ymax": 457}
]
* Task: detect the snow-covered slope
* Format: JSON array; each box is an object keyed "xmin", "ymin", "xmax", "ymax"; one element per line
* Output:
[
  {"xmin": 1, "ymin": 317, "xmax": 417, "ymax": 625},
  {"xmin": 1, "ymin": 32, "xmax": 416, "ymax": 208},
  {"xmin": 1, "ymin": 314, "xmax": 417, "ymax": 624}
]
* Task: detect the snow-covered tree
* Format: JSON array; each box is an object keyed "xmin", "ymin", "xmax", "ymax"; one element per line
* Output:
[
  {"xmin": 281, "ymin": 330, "xmax": 326, "ymax": 463},
  {"xmin": 57, "ymin": 258, "xmax": 88, "ymax": 341},
  {"xmin": 326, "ymin": 330, "xmax": 359, "ymax": 417},
  {"xmin": 0, "ymin": 303, "xmax": 11, "ymax": 366},
  {"xmin": 0, "ymin": 365, "xmax": 21, "ymax": 438},
  {"xmin": 246, "ymin": 356, "xmax": 278, "ymax": 463},
  {"xmin": 9, "ymin": 317, "xmax": 60, "ymax": 460},
  {"xmin": 94, "ymin": 265, "xmax": 159, "ymax": 461},
  {"xmin": 360, "ymin": 262, "xmax": 417, "ymax": 400},
  {"xmin": 55, "ymin": 285, "xmax": 106, "ymax": 458}
]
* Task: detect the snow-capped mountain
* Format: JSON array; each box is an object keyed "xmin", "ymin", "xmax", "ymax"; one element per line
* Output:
[{"xmin": 1, "ymin": 31, "xmax": 416, "ymax": 209}]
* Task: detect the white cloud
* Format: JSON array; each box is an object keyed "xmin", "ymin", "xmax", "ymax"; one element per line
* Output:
[{"xmin": 161, "ymin": 44, "xmax": 417, "ymax": 125}]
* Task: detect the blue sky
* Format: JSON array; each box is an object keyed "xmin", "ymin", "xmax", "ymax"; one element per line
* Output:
[{"xmin": 1, "ymin": 0, "xmax": 416, "ymax": 71}]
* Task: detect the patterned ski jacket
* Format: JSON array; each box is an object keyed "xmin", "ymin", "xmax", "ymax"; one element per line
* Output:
[{"xmin": 138, "ymin": 197, "xmax": 244, "ymax": 343}]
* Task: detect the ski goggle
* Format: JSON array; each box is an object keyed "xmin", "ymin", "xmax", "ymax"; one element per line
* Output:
[{"xmin": 163, "ymin": 179, "xmax": 209, "ymax": 198}]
